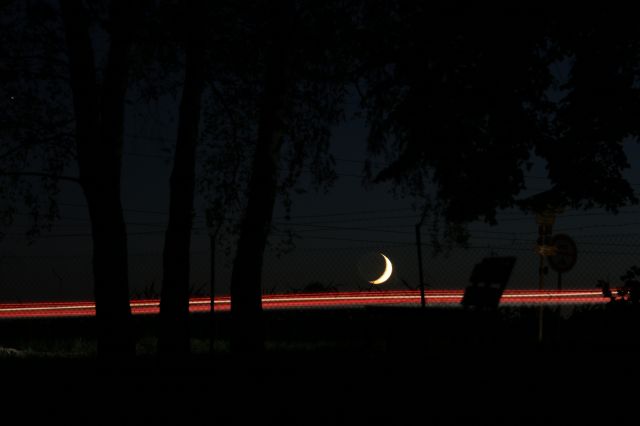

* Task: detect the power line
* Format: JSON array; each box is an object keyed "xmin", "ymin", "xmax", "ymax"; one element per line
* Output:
[
  {"xmin": 0, "ymin": 250, "xmax": 211, "ymax": 259},
  {"xmin": 271, "ymin": 233, "xmax": 412, "ymax": 246},
  {"xmin": 277, "ymin": 223, "xmax": 533, "ymax": 236},
  {"xmin": 274, "ymin": 223, "xmax": 414, "ymax": 235},
  {"xmin": 275, "ymin": 210, "xmax": 640, "ymax": 226},
  {"xmin": 279, "ymin": 214, "xmax": 423, "ymax": 225},
  {"xmin": 6, "ymin": 221, "xmax": 640, "ymax": 241},
  {"xmin": 11, "ymin": 209, "xmax": 169, "ymax": 226},
  {"xmin": 466, "ymin": 235, "xmax": 640, "ymax": 249},
  {"xmin": 123, "ymin": 151, "xmax": 173, "ymax": 160},
  {"xmin": 12, "ymin": 211, "xmax": 90, "ymax": 222},
  {"xmin": 498, "ymin": 211, "xmax": 640, "ymax": 222},
  {"xmin": 58, "ymin": 202, "xmax": 178, "ymax": 216},
  {"xmin": 555, "ymin": 222, "xmax": 640, "ymax": 232},
  {"xmin": 467, "ymin": 229, "xmax": 537, "ymax": 235},
  {"xmin": 57, "ymin": 202, "xmax": 420, "ymax": 220},
  {"xmin": 560, "ymin": 232, "xmax": 640, "ymax": 238},
  {"xmin": 283, "ymin": 229, "xmax": 640, "ymax": 250},
  {"xmin": 125, "ymin": 133, "xmax": 169, "ymax": 143},
  {"xmin": 9, "ymin": 212, "xmax": 640, "ymax": 234},
  {"xmin": 281, "ymin": 235, "xmax": 639, "ymax": 255},
  {"xmin": 274, "ymin": 207, "xmax": 416, "ymax": 219},
  {"xmin": 123, "ymin": 150, "xmax": 369, "ymax": 179},
  {"xmin": 2, "ymin": 230, "xmax": 171, "ymax": 239},
  {"xmin": 124, "ymin": 137, "xmax": 640, "ymax": 187},
  {"xmin": 290, "ymin": 243, "xmax": 413, "ymax": 251}
]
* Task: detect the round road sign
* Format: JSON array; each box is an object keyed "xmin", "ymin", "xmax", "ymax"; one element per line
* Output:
[{"xmin": 547, "ymin": 234, "xmax": 577, "ymax": 273}]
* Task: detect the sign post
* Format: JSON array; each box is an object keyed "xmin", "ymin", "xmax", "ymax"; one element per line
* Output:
[
  {"xmin": 534, "ymin": 209, "xmax": 562, "ymax": 344},
  {"xmin": 415, "ymin": 223, "xmax": 426, "ymax": 309},
  {"xmin": 547, "ymin": 233, "xmax": 578, "ymax": 290}
]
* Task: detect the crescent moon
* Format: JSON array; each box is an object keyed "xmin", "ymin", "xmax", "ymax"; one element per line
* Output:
[{"xmin": 369, "ymin": 253, "xmax": 393, "ymax": 285}]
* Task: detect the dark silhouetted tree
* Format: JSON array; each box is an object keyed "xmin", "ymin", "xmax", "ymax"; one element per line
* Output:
[
  {"xmin": 137, "ymin": 0, "xmax": 253, "ymax": 357},
  {"xmin": 3, "ymin": 0, "xmax": 222, "ymax": 358},
  {"xmin": 60, "ymin": 0, "xmax": 145, "ymax": 357},
  {"xmin": 0, "ymin": 1, "xmax": 76, "ymax": 240},
  {"xmin": 157, "ymin": 1, "xmax": 208, "ymax": 357},
  {"xmin": 1, "ymin": 0, "xmax": 145, "ymax": 357},
  {"xmin": 356, "ymin": 9, "xmax": 640, "ymax": 236},
  {"xmin": 540, "ymin": 17, "xmax": 640, "ymax": 211},
  {"xmin": 228, "ymin": 1, "xmax": 297, "ymax": 353},
  {"xmin": 198, "ymin": 1, "xmax": 354, "ymax": 352}
]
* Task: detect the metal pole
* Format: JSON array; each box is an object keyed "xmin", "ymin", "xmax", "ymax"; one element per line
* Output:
[
  {"xmin": 538, "ymin": 253, "xmax": 544, "ymax": 344},
  {"xmin": 416, "ymin": 223, "xmax": 426, "ymax": 309},
  {"xmin": 557, "ymin": 271, "xmax": 562, "ymax": 291},
  {"xmin": 556, "ymin": 270, "xmax": 562, "ymax": 341},
  {"xmin": 209, "ymin": 233, "xmax": 216, "ymax": 355}
]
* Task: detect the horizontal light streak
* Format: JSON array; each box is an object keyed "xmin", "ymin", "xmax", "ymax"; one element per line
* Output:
[{"xmin": 0, "ymin": 289, "xmax": 610, "ymax": 319}]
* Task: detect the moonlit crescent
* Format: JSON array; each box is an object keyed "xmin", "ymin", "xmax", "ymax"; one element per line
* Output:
[{"xmin": 369, "ymin": 253, "xmax": 393, "ymax": 284}]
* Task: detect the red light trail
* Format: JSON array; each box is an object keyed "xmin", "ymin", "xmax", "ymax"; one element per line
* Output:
[{"xmin": 0, "ymin": 289, "xmax": 609, "ymax": 319}]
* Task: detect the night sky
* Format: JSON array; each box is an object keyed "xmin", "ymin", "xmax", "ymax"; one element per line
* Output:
[
  {"xmin": 3, "ymin": 93, "xmax": 640, "ymax": 302},
  {"xmin": 5, "ymin": 8, "xmax": 640, "ymax": 423},
  {"xmin": 3, "ymin": 5, "xmax": 640, "ymax": 304}
]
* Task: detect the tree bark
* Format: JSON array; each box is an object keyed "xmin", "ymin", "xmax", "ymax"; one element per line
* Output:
[
  {"xmin": 158, "ymin": 40, "xmax": 206, "ymax": 357},
  {"xmin": 230, "ymin": 13, "xmax": 294, "ymax": 353},
  {"xmin": 61, "ymin": 0, "xmax": 137, "ymax": 358}
]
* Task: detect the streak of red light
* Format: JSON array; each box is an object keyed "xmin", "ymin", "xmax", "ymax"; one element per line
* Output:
[{"xmin": 0, "ymin": 289, "xmax": 610, "ymax": 319}]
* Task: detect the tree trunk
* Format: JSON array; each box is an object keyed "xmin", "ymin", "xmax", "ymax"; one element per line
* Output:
[
  {"xmin": 230, "ymin": 17, "xmax": 293, "ymax": 352},
  {"xmin": 84, "ymin": 186, "xmax": 133, "ymax": 356},
  {"xmin": 159, "ymin": 40, "xmax": 206, "ymax": 357},
  {"xmin": 61, "ymin": 0, "xmax": 137, "ymax": 358}
]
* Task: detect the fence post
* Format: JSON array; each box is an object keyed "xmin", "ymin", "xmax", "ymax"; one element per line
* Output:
[
  {"xmin": 209, "ymin": 232, "xmax": 216, "ymax": 354},
  {"xmin": 416, "ymin": 223, "xmax": 426, "ymax": 309},
  {"xmin": 535, "ymin": 207, "xmax": 561, "ymax": 344},
  {"xmin": 538, "ymin": 252, "xmax": 545, "ymax": 344},
  {"xmin": 205, "ymin": 208, "xmax": 220, "ymax": 356}
]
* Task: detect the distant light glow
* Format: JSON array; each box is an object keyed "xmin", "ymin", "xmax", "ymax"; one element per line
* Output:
[
  {"xmin": 0, "ymin": 289, "xmax": 610, "ymax": 319},
  {"xmin": 368, "ymin": 253, "xmax": 393, "ymax": 284}
]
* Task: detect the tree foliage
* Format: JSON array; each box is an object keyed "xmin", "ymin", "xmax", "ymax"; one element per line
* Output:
[
  {"xmin": 0, "ymin": 1, "xmax": 76, "ymax": 240},
  {"xmin": 198, "ymin": 1, "xmax": 356, "ymax": 251},
  {"xmin": 542, "ymin": 17, "xmax": 640, "ymax": 212},
  {"xmin": 357, "ymin": 8, "xmax": 640, "ymax": 235}
]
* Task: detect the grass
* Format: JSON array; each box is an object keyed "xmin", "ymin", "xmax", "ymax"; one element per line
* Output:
[
  {"xmin": 1, "ymin": 305, "xmax": 637, "ymax": 425},
  {"xmin": 1, "ymin": 304, "xmax": 640, "ymax": 360}
]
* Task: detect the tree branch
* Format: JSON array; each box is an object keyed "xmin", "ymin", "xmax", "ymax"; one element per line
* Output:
[
  {"xmin": 0, "ymin": 171, "xmax": 80, "ymax": 184},
  {"xmin": 0, "ymin": 132, "xmax": 76, "ymax": 162},
  {"xmin": 209, "ymin": 82, "xmax": 239, "ymax": 145}
]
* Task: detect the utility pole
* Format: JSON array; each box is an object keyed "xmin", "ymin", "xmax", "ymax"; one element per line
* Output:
[{"xmin": 416, "ymin": 224, "xmax": 426, "ymax": 308}]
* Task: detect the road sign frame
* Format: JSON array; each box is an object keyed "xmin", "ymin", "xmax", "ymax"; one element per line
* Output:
[{"xmin": 547, "ymin": 233, "xmax": 577, "ymax": 273}]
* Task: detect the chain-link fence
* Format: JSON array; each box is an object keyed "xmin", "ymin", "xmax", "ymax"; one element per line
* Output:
[{"xmin": 0, "ymin": 230, "xmax": 638, "ymax": 303}]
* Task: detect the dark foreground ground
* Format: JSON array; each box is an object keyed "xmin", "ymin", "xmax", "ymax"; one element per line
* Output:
[{"xmin": 1, "ymin": 305, "xmax": 639, "ymax": 424}]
